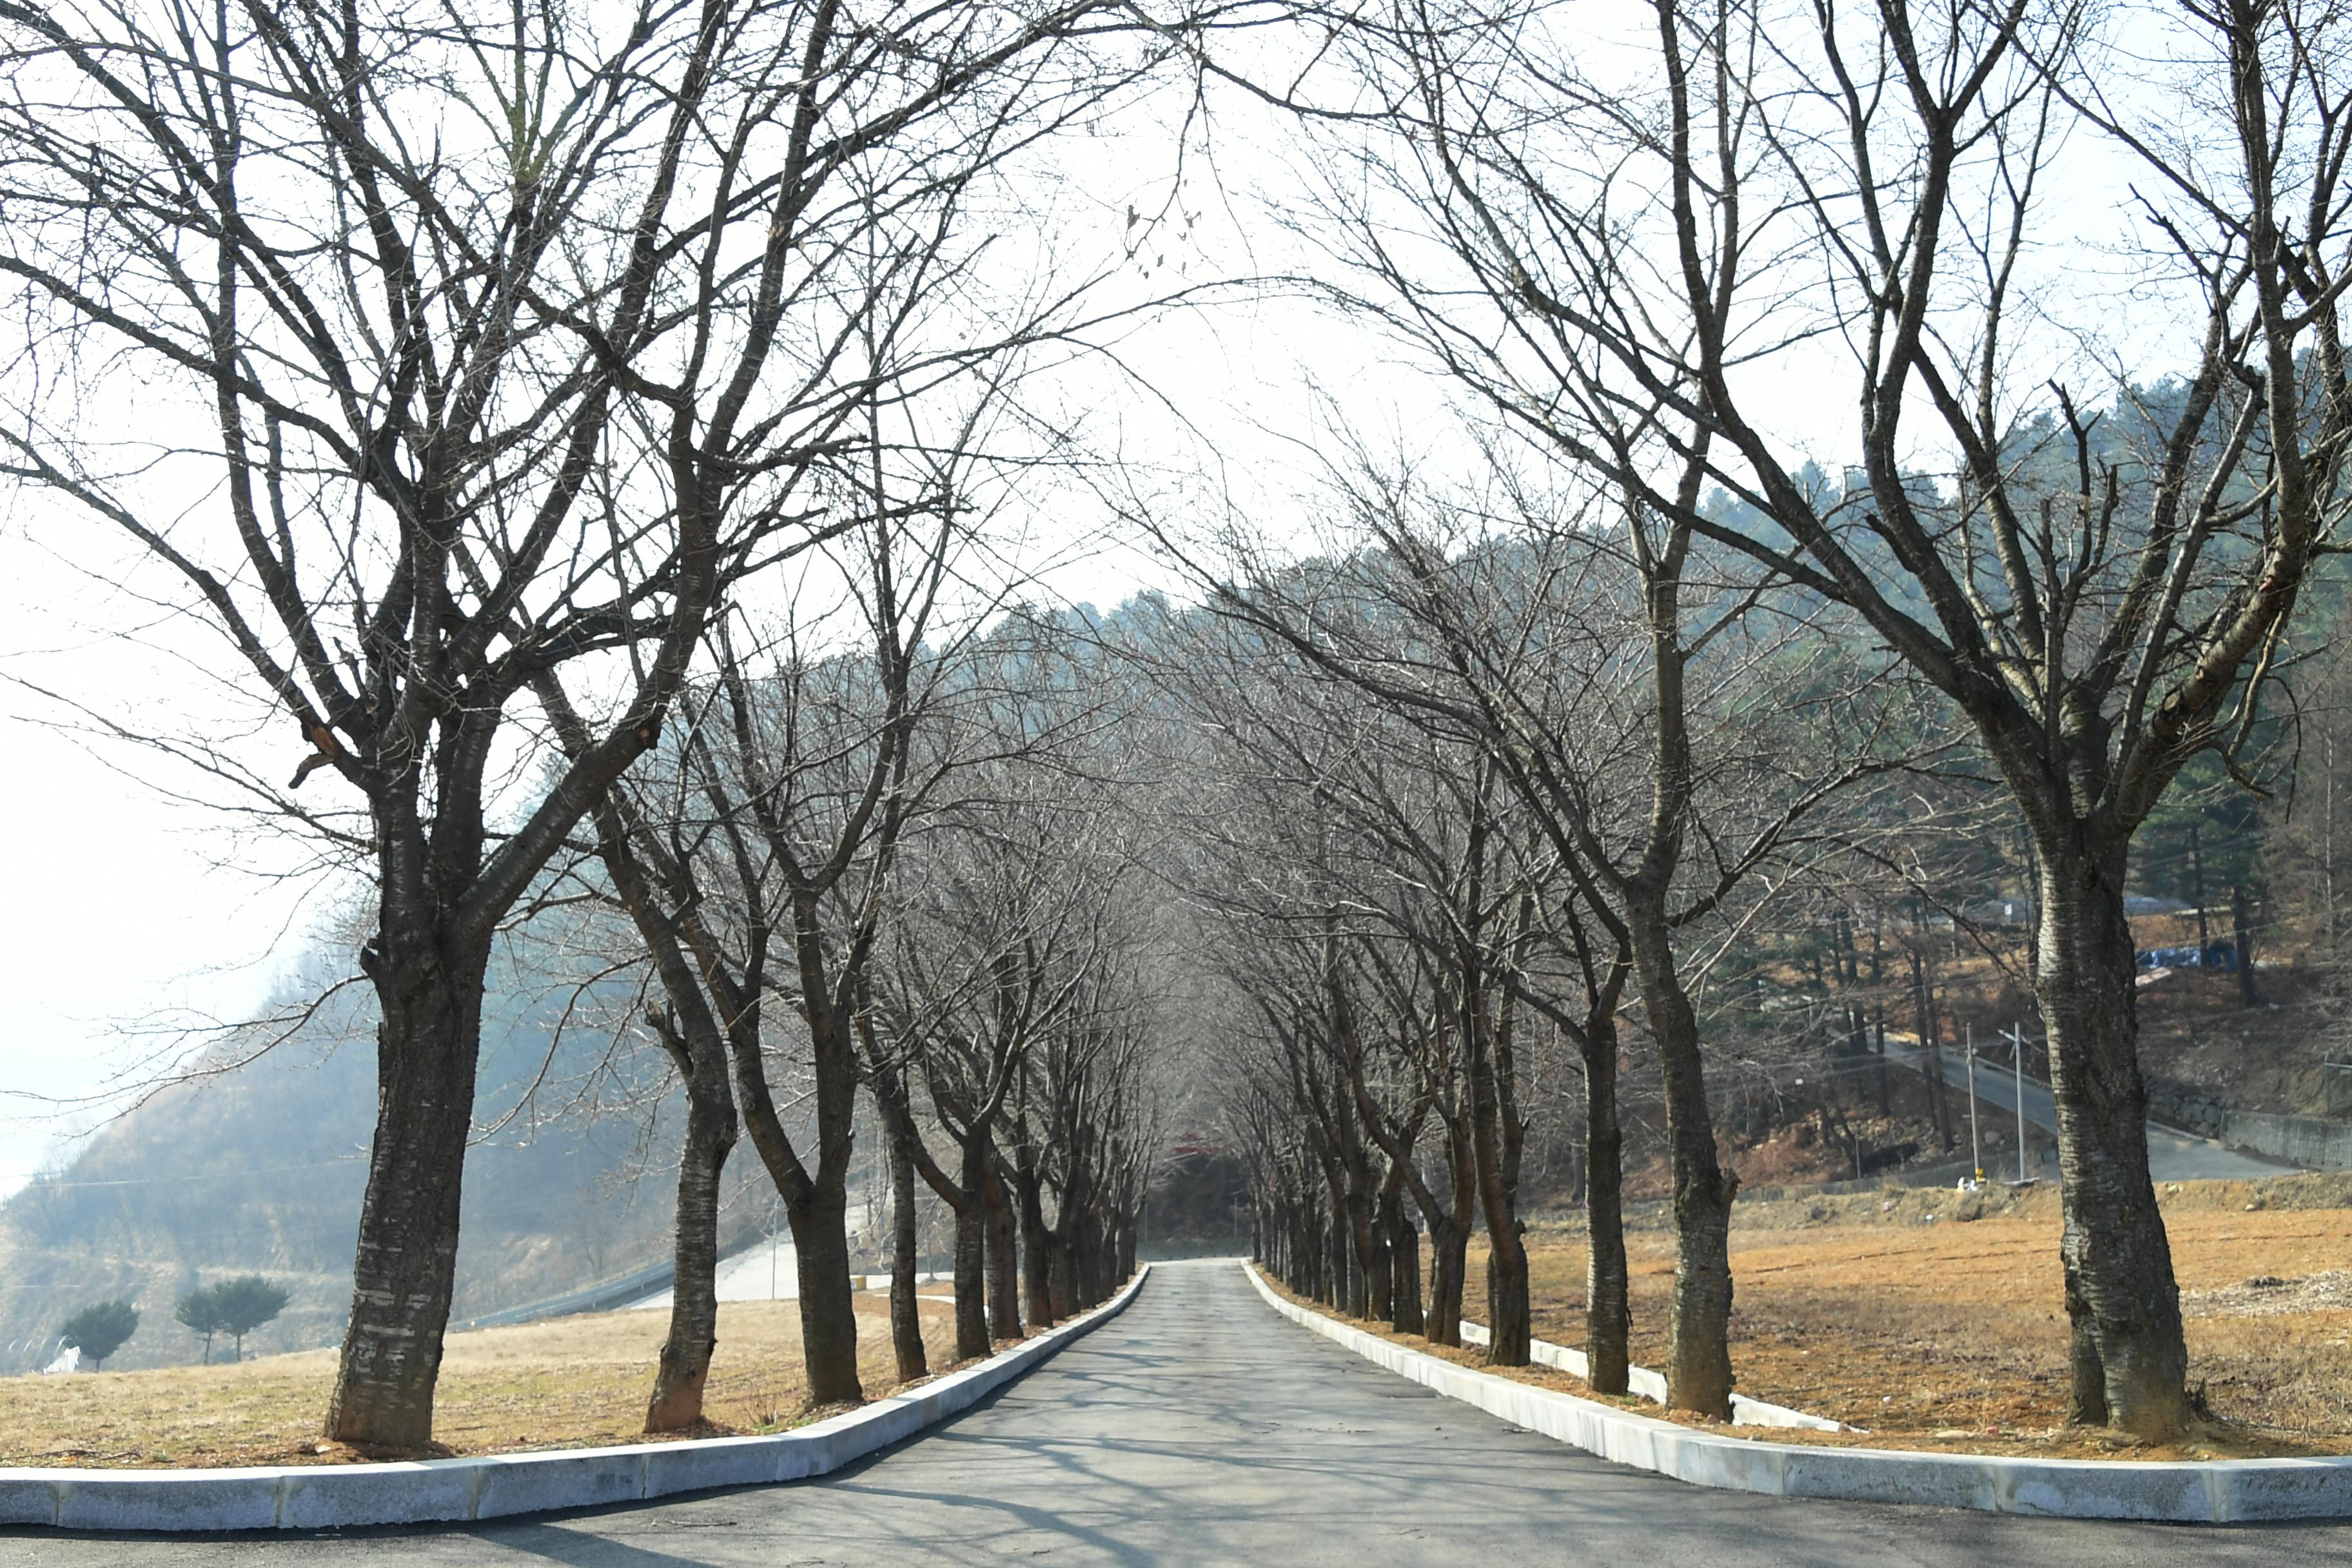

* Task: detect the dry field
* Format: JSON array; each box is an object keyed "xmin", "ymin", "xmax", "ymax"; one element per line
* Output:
[
  {"xmin": 0, "ymin": 1291, "xmax": 965, "ymax": 1469},
  {"xmin": 1436, "ymin": 1172, "xmax": 2352, "ymax": 1461}
]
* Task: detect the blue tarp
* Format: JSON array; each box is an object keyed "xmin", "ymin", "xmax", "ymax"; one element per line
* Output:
[{"xmin": 2136, "ymin": 941, "xmax": 2239, "ymax": 972}]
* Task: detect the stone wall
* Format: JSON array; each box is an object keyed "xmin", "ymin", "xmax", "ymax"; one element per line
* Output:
[{"xmin": 2218, "ymin": 1110, "xmax": 2352, "ymax": 1171}]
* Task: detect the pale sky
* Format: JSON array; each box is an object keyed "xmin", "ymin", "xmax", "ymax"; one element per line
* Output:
[{"xmin": 0, "ymin": 16, "xmax": 2208, "ymax": 1195}]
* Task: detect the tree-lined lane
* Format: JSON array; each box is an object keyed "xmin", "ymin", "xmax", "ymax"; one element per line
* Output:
[{"xmin": 4, "ymin": 1260, "xmax": 2346, "ymax": 1566}]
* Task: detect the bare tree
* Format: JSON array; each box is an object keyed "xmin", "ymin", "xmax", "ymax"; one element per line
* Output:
[
  {"xmin": 1282, "ymin": 0, "xmax": 2352, "ymax": 1436},
  {"xmin": 0, "ymin": 0, "xmax": 1240, "ymax": 1444},
  {"xmin": 1165, "ymin": 453, "xmax": 1906, "ymax": 1412},
  {"xmin": 545, "ymin": 413, "xmax": 1044, "ymax": 1416},
  {"xmin": 0, "ymin": 0, "xmax": 843, "ymax": 1447}
]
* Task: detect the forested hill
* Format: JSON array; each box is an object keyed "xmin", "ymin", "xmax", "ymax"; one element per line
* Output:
[{"xmin": 0, "ymin": 951, "xmax": 733, "ymax": 1373}]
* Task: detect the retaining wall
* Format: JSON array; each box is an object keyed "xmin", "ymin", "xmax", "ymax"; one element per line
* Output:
[
  {"xmin": 2219, "ymin": 1110, "xmax": 2352, "ymax": 1171},
  {"xmin": 1246, "ymin": 1262, "xmax": 2352, "ymax": 1522},
  {"xmin": 0, "ymin": 1265, "xmax": 1150, "ymax": 1533}
]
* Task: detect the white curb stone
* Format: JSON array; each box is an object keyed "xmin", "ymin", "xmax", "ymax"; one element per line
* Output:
[
  {"xmin": 1455, "ymin": 1320, "xmax": 1841, "ymax": 1429},
  {"xmin": 3, "ymin": 1264, "xmax": 1150, "ymax": 1534},
  {"xmin": 1244, "ymin": 1261, "xmax": 2352, "ymax": 1522}
]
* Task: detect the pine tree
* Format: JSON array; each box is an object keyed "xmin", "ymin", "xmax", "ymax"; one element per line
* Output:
[
  {"xmin": 59, "ymin": 1300, "xmax": 138, "ymax": 1371},
  {"xmin": 175, "ymin": 1284, "xmax": 226, "ymax": 1365},
  {"xmin": 210, "ymin": 1276, "xmax": 291, "ymax": 1363}
]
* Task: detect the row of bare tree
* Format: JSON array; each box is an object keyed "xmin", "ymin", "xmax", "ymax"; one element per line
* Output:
[
  {"xmin": 6, "ymin": 0, "xmax": 2347, "ymax": 1453},
  {"xmin": 1146, "ymin": 531, "xmax": 1904, "ymax": 1399},
  {"xmin": 0, "ymin": 0, "xmax": 1210, "ymax": 1446},
  {"xmin": 549, "ymin": 594, "xmax": 1162, "ymax": 1431},
  {"xmin": 1135, "ymin": 0, "xmax": 2352, "ymax": 1443}
]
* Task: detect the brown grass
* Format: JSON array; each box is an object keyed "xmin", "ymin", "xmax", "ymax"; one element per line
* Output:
[
  {"xmin": 0, "ymin": 1291, "xmax": 973, "ymax": 1469},
  {"xmin": 1427, "ymin": 1175, "xmax": 2352, "ymax": 1460}
]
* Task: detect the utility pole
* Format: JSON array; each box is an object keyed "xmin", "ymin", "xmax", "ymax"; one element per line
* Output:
[
  {"xmin": 2004, "ymin": 1023, "xmax": 2028, "ymax": 1182},
  {"xmin": 1965, "ymin": 1023, "xmax": 1983, "ymax": 1184}
]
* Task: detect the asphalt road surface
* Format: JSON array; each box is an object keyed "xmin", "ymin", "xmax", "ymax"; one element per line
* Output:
[
  {"xmin": 1886, "ymin": 1041, "xmax": 2293, "ymax": 1182},
  {"xmin": 6, "ymin": 1260, "xmax": 2348, "ymax": 1566}
]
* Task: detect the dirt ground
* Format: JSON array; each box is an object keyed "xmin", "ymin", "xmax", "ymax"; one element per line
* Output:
[
  {"xmin": 1442, "ymin": 1173, "xmax": 2352, "ymax": 1460},
  {"xmin": 0, "ymin": 1291, "xmax": 967, "ymax": 1469}
]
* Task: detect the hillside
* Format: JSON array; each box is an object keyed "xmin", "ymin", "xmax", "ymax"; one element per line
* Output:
[{"xmin": 0, "ymin": 949, "xmax": 776, "ymax": 1375}]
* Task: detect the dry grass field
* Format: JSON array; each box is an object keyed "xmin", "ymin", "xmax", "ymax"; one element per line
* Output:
[
  {"xmin": 0, "ymin": 1291, "xmax": 964, "ymax": 1469},
  {"xmin": 1434, "ymin": 1173, "xmax": 2352, "ymax": 1460}
]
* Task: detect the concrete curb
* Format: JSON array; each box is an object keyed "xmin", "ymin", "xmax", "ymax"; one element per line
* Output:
[
  {"xmin": 1244, "ymin": 1262, "xmax": 2352, "ymax": 1522},
  {"xmin": 1453, "ymin": 1321, "xmax": 1843, "ymax": 1430},
  {"xmin": 1, "ymin": 1264, "xmax": 1152, "ymax": 1533}
]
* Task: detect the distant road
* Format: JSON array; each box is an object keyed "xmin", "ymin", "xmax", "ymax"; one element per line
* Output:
[
  {"xmin": 10, "ymin": 1261, "xmax": 2351, "ymax": 1565},
  {"xmin": 1888, "ymin": 1042, "xmax": 2297, "ymax": 1182},
  {"xmin": 628, "ymin": 1235, "xmax": 803, "ymax": 1309}
]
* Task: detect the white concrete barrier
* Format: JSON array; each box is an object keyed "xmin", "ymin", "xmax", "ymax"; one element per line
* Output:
[
  {"xmin": 1246, "ymin": 1262, "xmax": 2352, "ymax": 1522},
  {"xmin": 1454, "ymin": 1321, "xmax": 1842, "ymax": 1430},
  {"xmin": 0, "ymin": 1265, "xmax": 1151, "ymax": 1534}
]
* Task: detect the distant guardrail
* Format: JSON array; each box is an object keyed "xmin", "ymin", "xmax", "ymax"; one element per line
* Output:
[{"xmin": 450, "ymin": 1256, "xmax": 679, "ymax": 1333}]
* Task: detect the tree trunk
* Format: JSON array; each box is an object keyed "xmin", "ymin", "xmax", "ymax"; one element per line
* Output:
[
  {"xmin": 1015, "ymin": 1159, "xmax": 1055, "ymax": 1329},
  {"xmin": 644, "ymin": 1062, "xmax": 738, "ymax": 1432},
  {"xmin": 2037, "ymin": 839, "xmax": 2191, "ymax": 1439},
  {"xmin": 1485, "ymin": 1244, "xmax": 1531, "ymax": 1366},
  {"xmin": 1079, "ymin": 1204, "xmax": 1110, "ymax": 1307},
  {"xmin": 951, "ymin": 1138, "xmax": 990, "ymax": 1360},
  {"xmin": 1048, "ymin": 1223, "xmax": 1077, "ymax": 1320},
  {"xmin": 1632, "ymin": 910, "xmax": 1736, "ymax": 1419},
  {"xmin": 787, "ymin": 1182, "xmax": 865, "ymax": 1407},
  {"xmin": 1426, "ymin": 1219, "xmax": 1467, "ymax": 1347},
  {"xmin": 1469, "ymin": 1068, "xmax": 1531, "ymax": 1366},
  {"xmin": 984, "ymin": 1162, "xmax": 1023, "ymax": 1342},
  {"xmin": 1349, "ymin": 1186, "xmax": 1389, "ymax": 1322},
  {"xmin": 886, "ymin": 1106, "xmax": 928, "ymax": 1386},
  {"xmin": 1327, "ymin": 1208, "xmax": 1351, "ymax": 1310},
  {"xmin": 1582, "ymin": 1019, "xmax": 1632, "ymax": 1396},
  {"xmin": 732, "ymin": 981, "xmax": 866, "ymax": 1409},
  {"xmin": 1386, "ymin": 1191, "xmax": 1424, "ymax": 1335},
  {"xmin": 326, "ymin": 935, "xmax": 488, "ymax": 1450}
]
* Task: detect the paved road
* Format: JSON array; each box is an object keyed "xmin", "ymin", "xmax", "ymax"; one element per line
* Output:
[
  {"xmin": 6, "ymin": 1260, "xmax": 2348, "ymax": 1565},
  {"xmin": 629, "ymin": 1242, "xmax": 950, "ymax": 1311},
  {"xmin": 1887, "ymin": 1043, "xmax": 2294, "ymax": 1182}
]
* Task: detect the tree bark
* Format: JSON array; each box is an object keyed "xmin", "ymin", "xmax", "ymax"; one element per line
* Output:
[
  {"xmin": 326, "ymin": 935, "xmax": 489, "ymax": 1450},
  {"xmin": 644, "ymin": 1051, "xmax": 739, "ymax": 1432},
  {"xmin": 985, "ymin": 1161, "xmax": 1023, "ymax": 1342},
  {"xmin": 885, "ymin": 1101, "xmax": 929, "ymax": 1386},
  {"xmin": 1632, "ymin": 906, "xmax": 1736, "ymax": 1419},
  {"xmin": 1015, "ymin": 1156, "xmax": 1056, "ymax": 1329},
  {"xmin": 1468, "ymin": 1005, "xmax": 1530, "ymax": 1365},
  {"xmin": 1047, "ymin": 1220, "xmax": 1077, "ymax": 1320},
  {"xmin": 1582, "ymin": 1017, "xmax": 1631, "ymax": 1396},
  {"xmin": 786, "ymin": 1184, "xmax": 864, "ymax": 1407},
  {"xmin": 1386, "ymin": 1190, "xmax": 1424, "ymax": 1335},
  {"xmin": 2037, "ymin": 841, "xmax": 2191, "ymax": 1438},
  {"xmin": 734, "ymin": 1030, "xmax": 865, "ymax": 1406},
  {"xmin": 950, "ymin": 1137, "xmax": 991, "ymax": 1359},
  {"xmin": 1425, "ymin": 1210, "xmax": 1469, "ymax": 1347}
]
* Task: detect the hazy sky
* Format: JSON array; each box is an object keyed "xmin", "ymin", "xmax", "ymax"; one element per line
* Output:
[
  {"xmin": 0, "ymin": 18, "xmax": 2195, "ymax": 1196},
  {"xmin": 0, "ymin": 162, "xmax": 1389, "ymax": 1194}
]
